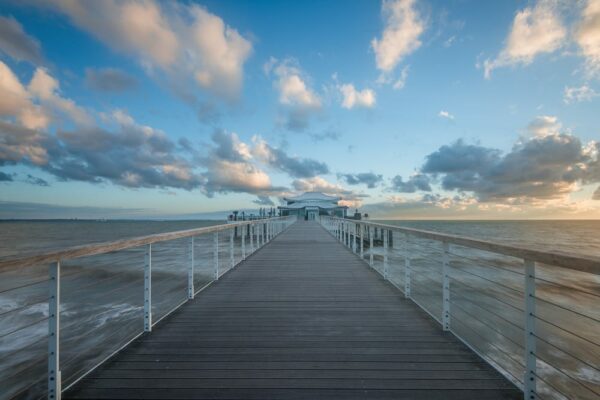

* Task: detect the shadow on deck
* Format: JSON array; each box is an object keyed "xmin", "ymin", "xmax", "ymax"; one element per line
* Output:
[{"xmin": 65, "ymin": 221, "xmax": 521, "ymax": 400}]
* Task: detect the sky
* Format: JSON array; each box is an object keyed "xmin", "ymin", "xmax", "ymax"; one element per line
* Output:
[{"xmin": 0, "ymin": 0, "xmax": 599, "ymax": 220}]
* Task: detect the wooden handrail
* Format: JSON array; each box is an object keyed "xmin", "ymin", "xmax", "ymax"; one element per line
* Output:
[
  {"xmin": 328, "ymin": 217, "xmax": 600, "ymax": 275},
  {"xmin": 0, "ymin": 217, "xmax": 291, "ymax": 271}
]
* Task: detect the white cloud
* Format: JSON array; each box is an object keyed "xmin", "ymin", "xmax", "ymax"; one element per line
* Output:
[
  {"xmin": 392, "ymin": 65, "xmax": 410, "ymax": 90},
  {"xmin": 46, "ymin": 1, "xmax": 178, "ymax": 68},
  {"xmin": 0, "ymin": 61, "xmax": 30, "ymax": 116},
  {"xmin": 339, "ymin": 84, "xmax": 376, "ymax": 109},
  {"xmin": 187, "ymin": 6, "xmax": 253, "ymax": 99},
  {"xmin": 575, "ymin": 0, "xmax": 600, "ymax": 77},
  {"xmin": 266, "ymin": 58, "xmax": 321, "ymax": 131},
  {"xmin": 438, "ymin": 110, "xmax": 454, "ymax": 120},
  {"xmin": 272, "ymin": 60, "xmax": 320, "ymax": 108},
  {"xmin": 483, "ymin": 0, "xmax": 566, "ymax": 78},
  {"xmin": 371, "ymin": 0, "xmax": 425, "ymax": 75},
  {"xmin": 204, "ymin": 159, "xmax": 272, "ymax": 194},
  {"xmin": 39, "ymin": 1, "xmax": 252, "ymax": 100},
  {"xmin": 526, "ymin": 115, "xmax": 561, "ymax": 137},
  {"xmin": 28, "ymin": 68, "xmax": 93, "ymax": 127},
  {"xmin": 0, "ymin": 61, "xmax": 50, "ymax": 130},
  {"xmin": 564, "ymin": 85, "xmax": 598, "ymax": 103}
]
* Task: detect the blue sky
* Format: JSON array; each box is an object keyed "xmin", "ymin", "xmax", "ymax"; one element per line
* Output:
[{"xmin": 0, "ymin": 0, "xmax": 599, "ymax": 219}]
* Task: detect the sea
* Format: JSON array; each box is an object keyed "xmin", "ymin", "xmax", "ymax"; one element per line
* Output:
[{"xmin": 0, "ymin": 219, "xmax": 599, "ymax": 399}]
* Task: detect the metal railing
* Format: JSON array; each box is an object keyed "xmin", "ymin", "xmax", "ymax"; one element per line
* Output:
[
  {"xmin": 320, "ymin": 216, "xmax": 600, "ymax": 400},
  {"xmin": 0, "ymin": 216, "xmax": 295, "ymax": 400}
]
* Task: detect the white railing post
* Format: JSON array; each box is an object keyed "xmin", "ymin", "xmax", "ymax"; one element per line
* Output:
[
  {"xmin": 48, "ymin": 261, "xmax": 61, "ymax": 400},
  {"xmin": 242, "ymin": 225, "xmax": 246, "ymax": 259},
  {"xmin": 188, "ymin": 237, "xmax": 194, "ymax": 299},
  {"xmin": 229, "ymin": 228, "xmax": 234, "ymax": 268},
  {"xmin": 524, "ymin": 259, "xmax": 537, "ymax": 399},
  {"xmin": 144, "ymin": 244, "xmax": 152, "ymax": 332},
  {"xmin": 442, "ymin": 242, "xmax": 450, "ymax": 331},
  {"xmin": 352, "ymin": 223, "xmax": 356, "ymax": 253},
  {"xmin": 369, "ymin": 227, "xmax": 374, "ymax": 267},
  {"xmin": 360, "ymin": 224, "xmax": 364, "ymax": 258},
  {"xmin": 383, "ymin": 229, "xmax": 388, "ymax": 280},
  {"xmin": 250, "ymin": 224, "xmax": 254, "ymax": 253},
  {"xmin": 213, "ymin": 232, "xmax": 219, "ymax": 280},
  {"xmin": 258, "ymin": 223, "xmax": 261, "ymax": 248},
  {"xmin": 404, "ymin": 233, "xmax": 411, "ymax": 298}
]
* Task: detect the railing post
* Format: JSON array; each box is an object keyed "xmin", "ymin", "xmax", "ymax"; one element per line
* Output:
[
  {"xmin": 242, "ymin": 225, "xmax": 246, "ymax": 259},
  {"xmin": 369, "ymin": 227, "xmax": 374, "ymax": 267},
  {"xmin": 442, "ymin": 242, "xmax": 450, "ymax": 331},
  {"xmin": 258, "ymin": 223, "xmax": 262, "ymax": 247},
  {"xmin": 229, "ymin": 228, "xmax": 234, "ymax": 268},
  {"xmin": 360, "ymin": 224, "xmax": 364, "ymax": 259},
  {"xmin": 404, "ymin": 233, "xmax": 411, "ymax": 298},
  {"xmin": 383, "ymin": 229, "xmax": 388, "ymax": 280},
  {"xmin": 352, "ymin": 223, "xmax": 356, "ymax": 253},
  {"xmin": 524, "ymin": 259, "xmax": 537, "ymax": 400},
  {"xmin": 144, "ymin": 244, "xmax": 152, "ymax": 332},
  {"xmin": 48, "ymin": 261, "xmax": 61, "ymax": 400},
  {"xmin": 213, "ymin": 232, "xmax": 219, "ymax": 280},
  {"xmin": 250, "ymin": 224, "xmax": 254, "ymax": 253},
  {"xmin": 188, "ymin": 237, "xmax": 194, "ymax": 299}
]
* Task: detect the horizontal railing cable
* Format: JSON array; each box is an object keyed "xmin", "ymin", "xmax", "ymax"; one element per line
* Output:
[
  {"xmin": 450, "ymin": 312, "xmax": 525, "ymax": 383},
  {"xmin": 533, "ymin": 296, "xmax": 600, "ymax": 325},
  {"xmin": 450, "ymin": 299, "xmax": 524, "ymax": 351},
  {"xmin": 448, "ymin": 250, "xmax": 525, "ymax": 277},
  {"xmin": 449, "ymin": 275, "xmax": 524, "ymax": 313},
  {"xmin": 532, "ymin": 332, "xmax": 600, "ymax": 375},
  {"xmin": 449, "ymin": 288, "xmax": 523, "ymax": 332},
  {"xmin": 532, "ymin": 350, "xmax": 600, "ymax": 398}
]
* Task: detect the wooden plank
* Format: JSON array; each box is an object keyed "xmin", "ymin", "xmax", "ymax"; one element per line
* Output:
[
  {"xmin": 66, "ymin": 388, "xmax": 523, "ymax": 400},
  {"xmin": 93, "ymin": 361, "xmax": 491, "ymax": 371},
  {"xmin": 64, "ymin": 221, "xmax": 521, "ymax": 400}
]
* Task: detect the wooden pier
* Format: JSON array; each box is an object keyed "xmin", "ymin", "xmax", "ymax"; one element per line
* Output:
[{"xmin": 65, "ymin": 221, "xmax": 520, "ymax": 399}]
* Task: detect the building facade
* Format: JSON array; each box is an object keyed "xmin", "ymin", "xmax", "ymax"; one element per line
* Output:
[{"xmin": 278, "ymin": 192, "xmax": 348, "ymax": 220}]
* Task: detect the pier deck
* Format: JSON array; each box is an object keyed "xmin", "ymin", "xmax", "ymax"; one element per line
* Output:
[{"xmin": 65, "ymin": 221, "xmax": 520, "ymax": 399}]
